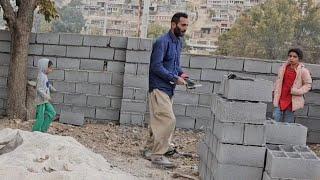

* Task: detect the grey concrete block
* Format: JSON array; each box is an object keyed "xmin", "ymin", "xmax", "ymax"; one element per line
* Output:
[
  {"xmin": 60, "ymin": 111, "xmax": 84, "ymax": 126},
  {"xmin": 307, "ymin": 130, "xmax": 320, "ymax": 143},
  {"xmin": 111, "ymin": 73, "xmax": 124, "ymax": 85},
  {"xmin": 223, "ymin": 78, "xmax": 273, "ymax": 102},
  {"xmin": 66, "ymin": 46, "xmax": 90, "ymax": 58},
  {"xmin": 216, "ymin": 142, "xmax": 266, "ymax": 167},
  {"xmin": 271, "ymin": 62, "xmax": 283, "ymax": 74},
  {"xmin": 262, "ymin": 171, "xmax": 275, "ymax": 180},
  {"xmin": 305, "ymin": 92, "xmax": 320, "ymax": 105},
  {"xmin": 191, "ymin": 81, "xmax": 214, "ymax": 94},
  {"xmin": 190, "ymin": 55, "xmax": 216, "ymax": 69},
  {"xmin": 0, "ymin": 77, "xmax": 7, "ymax": 86},
  {"xmin": 59, "ymin": 34, "xmax": 84, "ymax": 45},
  {"xmin": 173, "ymin": 91, "xmax": 199, "ymax": 105},
  {"xmin": 76, "ymin": 83, "xmax": 99, "ymax": 95},
  {"xmin": 0, "ymin": 98, "xmax": 4, "ymax": 108},
  {"xmin": 295, "ymin": 116, "xmax": 320, "ymax": 131},
  {"xmin": 306, "ymin": 63, "xmax": 320, "ymax": 78},
  {"xmin": 119, "ymin": 112, "xmax": 131, "ymax": 124},
  {"xmin": 184, "ymin": 68, "xmax": 201, "ymax": 80},
  {"xmin": 173, "ymin": 104, "xmax": 186, "ymax": 116},
  {"xmin": 114, "ymin": 49, "xmax": 126, "ymax": 61},
  {"xmin": 52, "ymin": 81, "xmax": 76, "ymax": 93},
  {"xmin": 133, "ymin": 88, "xmax": 147, "ymax": 100},
  {"xmin": 0, "ymin": 53, "xmax": 10, "ymax": 65},
  {"xmin": 266, "ymin": 145, "xmax": 320, "ymax": 179},
  {"xmin": 137, "ymin": 64, "xmax": 149, "ymax": 75},
  {"xmin": 255, "ymin": 74, "xmax": 277, "ymax": 82},
  {"xmin": 131, "ymin": 113, "xmax": 145, "ymax": 125},
  {"xmin": 180, "ymin": 54, "xmax": 190, "ymax": 68},
  {"xmin": 244, "ymin": 124, "xmax": 266, "ymax": 146},
  {"xmin": 95, "ymin": 108, "xmax": 119, "ymax": 120},
  {"xmin": 121, "ymin": 99, "xmax": 146, "ymax": 113},
  {"xmin": 312, "ymin": 80, "xmax": 320, "ymax": 90},
  {"xmin": 27, "ymin": 67, "xmax": 37, "ymax": 79},
  {"xmin": 29, "ymin": 44, "xmax": 43, "ymax": 55},
  {"xmin": 48, "ymin": 69, "xmax": 64, "ymax": 80},
  {"xmin": 56, "ymin": 57, "xmax": 80, "ymax": 69},
  {"xmin": 126, "ymin": 50, "xmax": 151, "ymax": 64},
  {"xmin": 295, "ymin": 105, "xmax": 308, "ymax": 116},
  {"xmin": 80, "ymin": 59, "xmax": 105, "ymax": 71},
  {"xmin": 37, "ymin": 33, "xmax": 59, "ymax": 44},
  {"xmin": 65, "ymin": 70, "xmax": 88, "ymax": 82},
  {"xmin": 0, "ymin": 87, "xmax": 7, "ymax": 98},
  {"xmin": 52, "ymin": 103, "xmax": 72, "ymax": 114},
  {"xmin": 266, "ymin": 120, "xmax": 307, "ymax": 145},
  {"xmin": 214, "ymin": 94, "xmax": 267, "ymax": 124},
  {"xmin": 213, "ymin": 119, "xmax": 244, "ymax": 144},
  {"xmin": 123, "ymin": 74, "xmax": 148, "ymax": 88},
  {"xmin": 110, "ymin": 36, "xmax": 128, "ymax": 48},
  {"xmin": 27, "ymin": 56, "xmax": 34, "ymax": 67},
  {"xmin": 0, "ymin": 30, "xmax": 10, "ymax": 41},
  {"xmin": 50, "ymin": 93, "xmax": 64, "ymax": 103},
  {"xmin": 83, "ymin": 35, "xmax": 110, "ymax": 47},
  {"xmin": 122, "ymin": 87, "xmax": 134, "ymax": 99},
  {"xmin": 186, "ymin": 105, "xmax": 211, "ymax": 119},
  {"xmin": 88, "ymin": 72, "xmax": 112, "ymax": 84},
  {"xmin": 201, "ymin": 69, "xmax": 228, "ymax": 82},
  {"xmin": 30, "ymin": 33, "xmax": 36, "ymax": 44},
  {"xmin": 127, "ymin": 37, "xmax": 139, "ymax": 50},
  {"xmin": 72, "ymin": 106, "xmax": 96, "ymax": 118},
  {"xmin": 99, "ymin": 84, "xmax": 123, "ymax": 97},
  {"xmin": 139, "ymin": 38, "xmax": 153, "ymax": 51},
  {"xmin": 124, "ymin": 63, "xmax": 137, "ymax": 75},
  {"xmin": 216, "ymin": 57, "xmax": 244, "ymax": 71},
  {"xmin": 244, "ymin": 59, "xmax": 272, "ymax": 73},
  {"xmin": 199, "ymin": 94, "xmax": 212, "ymax": 106},
  {"xmin": 195, "ymin": 118, "xmax": 209, "ymax": 130},
  {"xmin": 110, "ymin": 98, "xmax": 122, "ymax": 109},
  {"xmin": 63, "ymin": 93, "xmax": 87, "ymax": 106},
  {"xmin": 176, "ymin": 116, "xmax": 195, "ymax": 129},
  {"xmin": 107, "ymin": 61, "xmax": 125, "ymax": 73},
  {"xmin": 0, "ymin": 41, "xmax": 10, "ymax": 53},
  {"xmin": 90, "ymin": 47, "xmax": 114, "ymax": 60},
  {"xmin": 87, "ymin": 95, "xmax": 110, "ymax": 107}
]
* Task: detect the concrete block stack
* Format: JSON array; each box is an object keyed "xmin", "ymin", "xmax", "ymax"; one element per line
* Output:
[{"xmin": 199, "ymin": 76, "xmax": 273, "ymax": 180}]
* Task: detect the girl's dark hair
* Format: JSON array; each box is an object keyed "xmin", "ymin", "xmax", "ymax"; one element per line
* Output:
[
  {"xmin": 48, "ymin": 60, "xmax": 53, "ymax": 67},
  {"xmin": 288, "ymin": 48, "xmax": 303, "ymax": 60}
]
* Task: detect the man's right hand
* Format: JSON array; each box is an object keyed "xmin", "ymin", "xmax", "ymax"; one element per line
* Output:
[{"xmin": 176, "ymin": 77, "xmax": 186, "ymax": 85}]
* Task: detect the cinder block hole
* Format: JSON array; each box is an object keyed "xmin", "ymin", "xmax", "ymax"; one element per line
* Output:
[
  {"xmin": 294, "ymin": 145, "xmax": 310, "ymax": 152},
  {"xmin": 273, "ymin": 151, "xmax": 287, "ymax": 157},
  {"xmin": 280, "ymin": 145, "xmax": 295, "ymax": 152},
  {"xmin": 301, "ymin": 153, "xmax": 317, "ymax": 160},
  {"xmin": 287, "ymin": 153, "xmax": 301, "ymax": 158},
  {"xmin": 266, "ymin": 144, "xmax": 281, "ymax": 151}
]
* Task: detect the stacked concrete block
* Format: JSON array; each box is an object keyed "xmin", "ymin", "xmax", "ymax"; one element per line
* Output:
[
  {"xmin": 295, "ymin": 116, "xmax": 320, "ymax": 143},
  {"xmin": 263, "ymin": 144, "xmax": 320, "ymax": 179}
]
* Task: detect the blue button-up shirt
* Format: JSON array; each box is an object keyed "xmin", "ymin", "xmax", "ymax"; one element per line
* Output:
[{"xmin": 149, "ymin": 31, "xmax": 183, "ymax": 97}]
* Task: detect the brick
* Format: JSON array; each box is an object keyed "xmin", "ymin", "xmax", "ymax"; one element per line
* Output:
[
  {"xmin": 123, "ymin": 74, "xmax": 148, "ymax": 88},
  {"xmin": 111, "ymin": 73, "xmax": 123, "ymax": 85},
  {"xmin": 95, "ymin": 108, "xmax": 119, "ymax": 120},
  {"xmin": 213, "ymin": 94, "xmax": 267, "ymax": 124},
  {"xmin": 0, "ymin": 53, "xmax": 10, "ymax": 65},
  {"xmin": 0, "ymin": 77, "xmax": 7, "ymax": 86},
  {"xmin": 56, "ymin": 57, "xmax": 80, "ymax": 69},
  {"xmin": 305, "ymin": 92, "xmax": 320, "ymax": 105},
  {"xmin": 305, "ymin": 63, "xmax": 320, "ymax": 78},
  {"xmin": 190, "ymin": 55, "xmax": 216, "ymax": 69},
  {"xmin": 266, "ymin": 145, "xmax": 320, "ymax": 179},
  {"xmin": 80, "ymin": 59, "xmax": 105, "ymax": 71},
  {"xmin": 107, "ymin": 61, "xmax": 125, "ymax": 73},
  {"xmin": 65, "ymin": 70, "xmax": 88, "ymax": 82},
  {"xmin": 271, "ymin": 62, "xmax": 283, "ymax": 74},
  {"xmin": 66, "ymin": 46, "xmax": 90, "ymax": 58},
  {"xmin": 0, "ymin": 41, "xmax": 10, "ymax": 53},
  {"xmin": 199, "ymin": 94, "xmax": 212, "ymax": 106},
  {"xmin": 134, "ymin": 88, "xmax": 147, "ymax": 100},
  {"xmin": 110, "ymin": 36, "xmax": 128, "ymax": 48},
  {"xmin": 173, "ymin": 91, "xmax": 199, "ymax": 105},
  {"xmin": 216, "ymin": 142, "xmax": 266, "ymax": 167},
  {"xmin": 176, "ymin": 116, "xmax": 195, "ymax": 129},
  {"xmin": 127, "ymin": 37, "xmax": 139, "ymax": 50},
  {"xmin": 60, "ymin": 111, "xmax": 84, "ymax": 126},
  {"xmin": 295, "ymin": 116, "xmax": 320, "ymax": 131},
  {"xmin": 195, "ymin": 118, "xmax": 209, "ymax": 130},
  {"xmin": 180, "ymin": 54, "xmax": 190, "ymax": 68},
  {"xmin": 266, "ymin": 120, "xmax": 307, "ymax": 145},
  {"xmin": 184, "ymin": 68, "xmax": 201, "ymax": 80},
  {"xmin": 29, "ymin": 44, "xmax": 43, "ymax": 55},
  {"xmin": 99, "ymin": 84, "xmax": 123, "ymax": 97},
  {"xmin": 76, "ymin": 83, "xmax": 99, "ymax": 95},
  {"xmin": 122, "ymin": 87, "xmax": 134, "ymax": 99},
  {"xmin": 59, "ymin": 34, "xmax": 84, "ymax": 45},
  {"xmin": 50, "ymin": 93, "xmax": 64, "ymax": 103},
  {"xmin": 63, "ymin": 93, "xmax": 87, "ymax": 106},
  {"xmin": 223, "ymin": 78, "xmax": 273, "ymax": 102},
  {"xmin": 88, "ymin": 72, "xmax": 112, "ymax": 84},
  {"xmin": 87, "ymin": 95, "xmax": 110, "ymax": 107},
  {"xmin": 126, "ymin": 50, "xmax": 151, "ymax": 64},
  {"xmin": 186, "ymin": 105, "xmax": 211, "ymax": 119},
  {"xmin": 72, "ymin": 106, "xmax": 96, "ymax": 118},
  {"xmin": 83, "ymin": 35, "xmax": 110, "ymax": 47},
  {"xmin": 114, "ymin": 49, "xmax": 126, "ymax": 61},
  {"xmin": 121, "ymin": 99, "xmax": 146, "ymax": 113},
  {"xmin": 308, "ymin": 105, "xmax": 320, "ymax": 117},
  {"xmin": 0, "ymin": 30, "xmax": 10, "ymax": 41},
  {"xmin": 48, "ymin": 69, "xmax": 64, "ymax": 80},
  {"xmin": 244, "ymin": 59, "xmax": 272, "ymax": 73},
  {"xmin": 90, "ymin": 47, "xmax": 114, "ymax": 60},
  {"xmin": 137, "ymin": 64, "xmax": 149, "ymax": 75},
  {"xmin": 307, "ymin": 130, "xmax": 320, "ymax": 143},
  {"xmin": 173, "ymin": 104, "xmax": 186, "ymax": 116},
  {"xmin": 244, "ymin": 124, "xmax": 266, "ymax": 146},
  {"xmin": 37, "ymin": 33, "xmax": 59, "ymax": 44},
  {"xmin": 52, "ymin": 81, "xmax": 75, "ymax": 93},
  {"xmin": 216, "ymin": 57, "xmax": 244, "ymax": 71},
  {"xmin": 33, "ymin": 56, "xmax": 57, "ymax": 67},
  {"xmin": 110, "ymin": 98, "xmax": 122, "ymax": 109},
  {"xmin": 124, "ymin": 63, "xmax": 137, "ymax": 75},
  {"xmin": 213, "ymin": 119, "xmax": 244, "ymax": 144},
  {"xmin": 201, "ymin": 69, "xmax": 227, "ymax": 82}
]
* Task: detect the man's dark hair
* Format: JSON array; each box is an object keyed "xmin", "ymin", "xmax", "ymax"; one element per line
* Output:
[
  {"xmin": 171, "ymin": 12, "xmax": 188, "ymax": 24},
  {"xmin": 48, "ymin": 60, "xmax": 53, "ymax": 67},
  {"xmin": 288, "ymin": 48, "xmax": 303, "ymax": 60}
]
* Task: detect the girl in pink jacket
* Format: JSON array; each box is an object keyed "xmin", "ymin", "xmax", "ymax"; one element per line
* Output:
[{"xmin": 273, "ymin": 48, "xmax": 312, "ymax": 123}]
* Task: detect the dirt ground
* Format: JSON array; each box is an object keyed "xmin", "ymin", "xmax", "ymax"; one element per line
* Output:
[{"xmin": 0, "ymin": 118, "xmax": 203, "ymax": 180}]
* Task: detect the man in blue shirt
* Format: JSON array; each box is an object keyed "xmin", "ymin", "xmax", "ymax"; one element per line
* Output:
[{"xmin": 145, "ymin": 12, "xmax": 189, "ymax": 168}]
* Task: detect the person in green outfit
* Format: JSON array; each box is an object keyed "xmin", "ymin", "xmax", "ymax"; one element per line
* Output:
[{"xmin": 32, "ymin": 58, "xmax": 56, "ymax": 132}]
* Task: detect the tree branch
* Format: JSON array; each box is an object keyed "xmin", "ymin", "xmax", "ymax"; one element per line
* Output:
[{"xmin": 0, "ymin": 0, "xmax": 16, "ymax": 28}]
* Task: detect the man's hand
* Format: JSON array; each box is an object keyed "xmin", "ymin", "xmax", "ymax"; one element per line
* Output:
[
  {"xmin": 176, "ymin": 77, "xmax": 186, "ymax": 85},
  {"xmin": 180, "ymin": 73, "xmax": 189, "ymax": 80}
]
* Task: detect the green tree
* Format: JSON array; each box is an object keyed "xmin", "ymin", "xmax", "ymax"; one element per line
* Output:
[
  {"xmin": 0, "ymin": 0, "xmax": 58, "ymax": 120},
  {"xmin": 147, "ymin": 23, "xmax": 167, "ymax": 39}
]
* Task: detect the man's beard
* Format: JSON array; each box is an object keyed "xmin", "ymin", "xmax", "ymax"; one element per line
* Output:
[{"xmin": 174, "ymin": 26, "xmax": 186, "ymax": 37}]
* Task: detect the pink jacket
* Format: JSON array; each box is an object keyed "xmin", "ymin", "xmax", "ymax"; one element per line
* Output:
[{"xmin": 273, "ymin": 61, "xmax": 312, "ymax": 111}]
